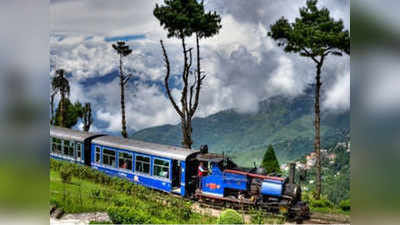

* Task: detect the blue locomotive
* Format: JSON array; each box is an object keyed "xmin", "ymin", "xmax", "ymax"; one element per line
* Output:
[{"xmin": 50, "ymin": 126, "xmax": 309, "ymax": 220}]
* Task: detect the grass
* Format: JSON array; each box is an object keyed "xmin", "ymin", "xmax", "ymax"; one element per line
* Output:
[{"xmin": 50, "ymin": 168, "xmax": 217, "ymax": 224}]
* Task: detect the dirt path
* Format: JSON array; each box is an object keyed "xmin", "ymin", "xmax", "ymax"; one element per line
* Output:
[{"xmin": 50, "ymin": 212, "xmax": 110, "ymax": 225}]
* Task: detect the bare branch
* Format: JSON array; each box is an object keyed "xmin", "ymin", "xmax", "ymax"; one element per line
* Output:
[
  {"xmin": 160, "ymin": 40, "xmax": 183, "ymax": 118},
  {"xmin": 123, "ymin": 73, "xmax": 132, "ymax": 86},
  {"xmin": 302, "ymin": 47, "xmax": 320, "ymax": 64},
  {"xmin": 190, "ymin": 34, "xmax": 205, "ymax": 116},
  {"xmin": 189, "ymin": 72, "xmax": 197, "ymax": 110}
]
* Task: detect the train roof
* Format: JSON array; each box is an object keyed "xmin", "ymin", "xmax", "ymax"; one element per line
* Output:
[
  {"xmin": 92, "ymin": 135, "xmax": 200, "ymax": 161},
  {"xmin": 50, "ymin": 126, "xmax": 103, "ymax": 142}
]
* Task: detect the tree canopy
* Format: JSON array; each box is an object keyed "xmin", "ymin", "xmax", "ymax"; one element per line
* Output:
[
  {"xmin": 268, "ymin": 0, "xmax": 349, "ymax": 62},
  {"xmin": 153, "ymin": 0, "xmax": 221, "ymax": 39},
  {"xmin": 261, "ymin": 145, "xmax": 281, "ymax": 174},
  {"xmin": 54, "ymin": 99, "xmax": 82, "ymax": 128}
]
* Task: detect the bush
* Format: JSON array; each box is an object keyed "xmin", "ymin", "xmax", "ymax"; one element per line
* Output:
[
  {"xmin": 60, "ymin": 165, "xmax": 73, "ymax": 183},
  {"xmin": 217, "ymin": 209, "xmax": 243, "ymax": 224},
  {"xmin": 339, "ymin": 199, "xmax": 351, "ymax": 211},
  {"xmin": 310, "ymin": 195, "xmax": 334, "ymax": 209},
  {"xmin": 107, "ymin": 206, "xmax": 152, "ymax": 224},
  {"xmin": 250, "ymin": 209, "xmax": 264, "ymax": 224}
]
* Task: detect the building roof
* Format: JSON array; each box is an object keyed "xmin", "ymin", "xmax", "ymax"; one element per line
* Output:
[
  {"xmin": 50, "ymin": 126, "xmax": 103, "ymax": 142},
  {"xmin": 92, "ymin": 135, "xmax": 200, "ymax": 161}
]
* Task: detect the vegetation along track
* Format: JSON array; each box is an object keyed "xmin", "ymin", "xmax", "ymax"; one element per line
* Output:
[{"xmin": 153, "ymin": 190, "xmax": 349, "ymax": 224}]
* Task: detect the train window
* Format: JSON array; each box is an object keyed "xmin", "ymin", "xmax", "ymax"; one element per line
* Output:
[
  {"xmin": 63, "ymin": 140, "xmax": 74, "ymax": 157},
  {"xmin": 103, "ymin": 148, "xmax": 116, "ymax": 168},
  {"xmin": 95, "ymin": 147, "xmax": 101, "ymax": 163},
  {"xmin": 76, "ymin": 143, "xmax": 82, "ymax": 160},
  {"xmin": 52, "ymin": 138, "xmax": 62, "ymax": 154},
  {"xmin": 135, "ymin": 155, "xmax": 150, "ymax": 174},
  {"xmin": 118, "ymin": 152, "xmax": 133, "ymax": 171},
  {"xmin": 153, "ymin": 158, "xmax": 169, "ymax": 179}
]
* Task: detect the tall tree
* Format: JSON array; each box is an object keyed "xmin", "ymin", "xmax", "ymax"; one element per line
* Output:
[
  {"xmin": 50, "ymin": 91, "xmax": 57, "ymax": 125},
  {"xmin": 51, "ymin": 69, "xmax": 70, "ymax": 127},
  {"xmin": 261, "ymin": 145, "xmax": 281, "ymax": 175},
  {"xmin": 268, "ymin": 0, "xmax": 350, "ymax": 199},
  {"xmin": 112, "ymin": 41, "xmax": 133, "ymax": 138},
  {"xmin": 80, "ymin": 103, "xmax": 93, "ymax": 132},
  {"xmin": 154, "ymin": 0, "xmax": 221, "ymax": 148}
]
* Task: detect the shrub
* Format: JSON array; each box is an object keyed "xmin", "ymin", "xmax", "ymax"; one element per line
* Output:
[
  {"xmin": 310, "ymin": 195, "xmax": 334, "ymax": 209},
  {"xmin": 60, "ymin": 165, "xmax": 73, "ymax": 183},
  {"xmin": 339, "ymin": 199, "xmax": 351, "ymax": 211},
  {"xmin": 250, "ymin": 209, "xmax": 264, "ymax": 224},
  {"xmin": 107, "ymin": 206, "xmax": 152, "ymax": 224},
  {"xmin": 217, "ymin": 209, "xmax": 243, "ymax": 224}
]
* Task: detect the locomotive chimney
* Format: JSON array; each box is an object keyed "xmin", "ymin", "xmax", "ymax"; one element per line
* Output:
[{"xmin": 289, "ymin": 163, "xmax": 295, "ymax": 184}]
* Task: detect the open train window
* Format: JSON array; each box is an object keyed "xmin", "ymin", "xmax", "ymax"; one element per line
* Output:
[
  {"xmin": 153, "ymin": 158, "xmax": 169, "ymax": 179},
  {"xmin": 119, "ymin": 152, "xmax": 133, "ymax": 171},
  {"xmin": 135, "ymin": 155, "xmax": 150, "ymax": 174},
  {"xmin": 95, "ymin": 147, "xmax": 101, "ymax": 163},
  {"xmin": 76, "ymin": 143, "xmax": 82, "ymax": 160},
  {"xmin": 102, "ymin": 148, "xmax": 116, "ymax": 167},
  {"xmin": 52, "ymin": 138, "xmax": 62, "ymax": 154}
]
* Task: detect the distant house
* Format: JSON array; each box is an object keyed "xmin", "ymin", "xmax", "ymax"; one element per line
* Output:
[
  {"xmin": 280, "ymin": 163, "xmax": 289, "ymax": 171},
  {"xmin": 327, "ymin": 153, "xmax": 336, "ymax": 161}
]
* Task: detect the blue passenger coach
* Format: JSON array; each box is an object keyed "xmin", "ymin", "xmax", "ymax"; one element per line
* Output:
[
  {"xmin": 50, "ymin": 126, "xmax": 104, "ymax": 165},
  {"xmin": 91, "ymin": 135, "xmax": 200, "ymax": 196}
]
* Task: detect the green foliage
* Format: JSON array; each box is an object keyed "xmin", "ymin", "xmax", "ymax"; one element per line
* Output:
[
  {"xmin": 108, "ymin": 206, "xmax": 153, "ymax": 224},
  {"xmin": 250, "ymin": 209, "xmax": 265, "ymax": 224},
  {"xmin": 268, "ymin": 0, "xmax": 350, "ymax": 57},
  {"xmin": 54, "ymin": 99, "xmax": 84, "ymax": 128},
  {"xmin": 89, "ymin": 221, "xmax": 112, "ymax": 224},
  {"xmin": 153, "ymin": 0, "xmax": 221, "ymax": 39},
  {"xmin": 60, "ymin": 164, "xmax": 73, "ymax": 183},
  {"xmin": 339, "ymin": 199, "xmax": 351, "ymax": 211},
  {"xmin": 261, "ymin": 145, "xmax": 281, "ymax": 174},
  {"xmin": 217, "ymin": 209, "xmax": 243, "ymax": 224},
  {"xmin": 50, "ymin": 159, "xmax": 216, "ymax": 223}
]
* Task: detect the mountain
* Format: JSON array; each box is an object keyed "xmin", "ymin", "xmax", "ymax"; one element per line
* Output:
[{"xmin": 131, "ymin": 87, "xmax": 349, "ymax": 166}]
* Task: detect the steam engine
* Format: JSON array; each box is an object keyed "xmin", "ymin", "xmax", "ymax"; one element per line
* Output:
[{"xmin": 193, "ymin": 147, "xmax": 309, "ymax": 220}]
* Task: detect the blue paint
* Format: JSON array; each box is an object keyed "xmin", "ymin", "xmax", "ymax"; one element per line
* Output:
[
  {"xmin": 223, "ymin": 172, "xmax": 248, "ymax": 191},
  {"xmin": 180, "ymin": 161, "xmax": 186, "ymax": 196},
  {"xmin": 90, "ymin": 143, "xmax": 173, "ymax": 193},
  {"xmin": 261, "ymin": 179, "xmax": 283, "ymax": 197},
  {"xmin": 201, "ymin": 163, "xmax": 224, "ymax": 196}
]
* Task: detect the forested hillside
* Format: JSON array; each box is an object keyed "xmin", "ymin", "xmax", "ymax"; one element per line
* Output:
[{"xmin": 132, "ymin": 87, "xmax": 349, "ymax": 166}]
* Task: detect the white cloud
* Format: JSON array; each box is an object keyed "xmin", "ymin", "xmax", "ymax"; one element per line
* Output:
[
  {"xmin": 50, "ymin": 0, "xmax": 350, "ymax": 131},
  {"xmin": 323, "ymin": 66, "xmax": 350, "ymax": 111}
]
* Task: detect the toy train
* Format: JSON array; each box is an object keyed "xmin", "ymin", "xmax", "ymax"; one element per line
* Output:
[{"xmin": 50, "ymin": 126, "xmax": 309, "ymax": 220}]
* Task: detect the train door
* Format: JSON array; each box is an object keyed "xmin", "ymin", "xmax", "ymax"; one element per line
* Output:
[
  {"xmin": 83, "ymin": 140, "xmax": 92, "ymax": 166},
  {"xmin": 172, "ymin": 160, "xmax": 181, "ymax": 194}
]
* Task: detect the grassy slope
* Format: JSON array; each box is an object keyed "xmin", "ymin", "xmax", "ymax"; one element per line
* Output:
[{"xmin": 49, "ymin": 170, "xmax": 217, "ymax": 224}]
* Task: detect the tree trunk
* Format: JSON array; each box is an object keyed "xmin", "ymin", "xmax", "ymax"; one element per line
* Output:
[
  {"xmin": 60, "ymin": 91, "xmax": 65, "ymax": 127},
  {"xmin": 50, "ymin": 93, "xmax": 55, "ymax": 125},
  {"xmin": 314, "ymin": 61, "xmax": 323, "ymax": 200},
  {"xmin": 119, "ymin": 55, "xmax": 128, "ymax": 138},
  {"xmin": 180, "ymin": 36, "xmax": 193, "ymax": 149},
  {"xmin": 83, "ymin": 103, "xmax": 91, "ymax": 132},
  {"xmin": 181, "ymin": 117, "xmax": 192, "ymax": 149}
]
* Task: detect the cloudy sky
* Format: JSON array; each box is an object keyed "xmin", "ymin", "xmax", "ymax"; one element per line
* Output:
[{"xmin": 50, "ymin": 0, "xmax": 350, "ymax": 133}]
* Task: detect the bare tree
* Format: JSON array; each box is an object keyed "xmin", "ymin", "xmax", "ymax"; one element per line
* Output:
[
  {"xmin": 154, "ymin": 0, "xmax": 221, "ymax": 148},
  {"xmin": 112, "ymin": 41, "xmax": 132, "ymax": 138}
]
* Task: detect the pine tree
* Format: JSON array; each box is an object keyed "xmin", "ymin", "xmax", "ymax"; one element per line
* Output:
[
  {"xmin": 261, "ymin": 145, "xmax": 281, "ymax": 174},
  {"xmin": 268, "ymin": 0, "xmax": 350, "ymax": 199}
]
